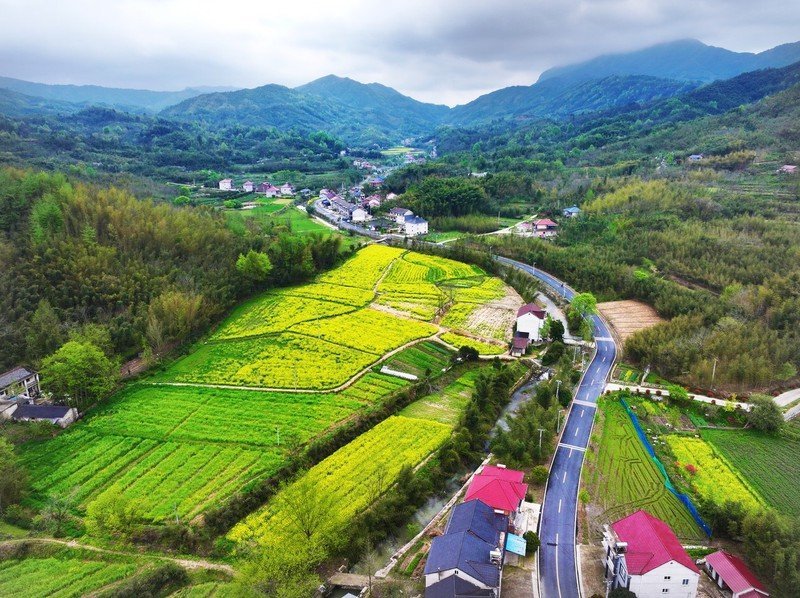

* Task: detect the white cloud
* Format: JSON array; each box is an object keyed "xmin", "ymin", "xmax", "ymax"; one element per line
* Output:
[{"xmin": 0, "ymin": 0, "xmax": 798, "ymax": 105}]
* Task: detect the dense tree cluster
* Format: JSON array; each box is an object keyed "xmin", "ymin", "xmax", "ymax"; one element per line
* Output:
[{"xmin": 0, "ymin": 168, "xmax": 347, "ymax": 377}]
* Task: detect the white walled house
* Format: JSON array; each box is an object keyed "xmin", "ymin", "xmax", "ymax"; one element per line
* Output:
[
  {"xmin": 280, "ymin": 183, "xmax": 295, "ymax": 196},
  {"xmin": 516, "ymin": 304, "xmax": 546, "ymax": 342},
  {"xmin": 603, "ymin": 510, "xmax": 699, "ymax": 598},
  {"xmin": 389, "ymin": 207, "xmax": 414, "ymax": 224},
  {"xmin": 242, "ymin": 181, "xmax": 254, "ymax": 193},
  {"xmin": 0, "ymin": 367, "xmax": 40, "ymax": 400},
  {"xmin": 218, "ymin": 179, "xmax": 234, "ymax": 191},
  {"xmin": 404, "ymin": 215, "xmax": 428, "ymax": 236},
  {"xmin": 351, "ymin": 207, "xmax": 369, "ymax": 223},
  {"xmin": 3, "ymin": 404, "xmax": 78, "ymax": 428}
]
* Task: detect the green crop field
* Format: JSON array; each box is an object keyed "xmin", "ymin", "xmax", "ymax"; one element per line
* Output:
[
  {"xmin": 229, "ymin": 363, "xmax": 524, "ymax": 550},
  {"xmin": 383, "ymin": 341, "xmax": 453, "ymax": 377},
  {"xmin": 665, "ymin": 436, "xmax": 763, "ymax": 511},
  {"xmin": 589, "ymin": 399, "xmax": 705, "ymax": 541},
  {"xmin": 400, "ymin": 369, "xmax": 480, "ymax": 425},
  {"xmin": 22, "ymin": 374, "xmax": 409, "ymax": 520},
  {"xmin": 702, "ymin": 429, "xmax": 800, "ymax": 516},
  {"xmin": 440, "ymin": 332, "xmax": 506, "ymax": 355},
  {"xmin": 0, "ymin": 556, "xmax": 138, "ymax": 597},
  {"xmin": 21, "ymin": 245, "xmax": 516, "ymax": 522},
  {"xmin": 228, "ymin": 415, "xmax": 452, "ymax": 546}
]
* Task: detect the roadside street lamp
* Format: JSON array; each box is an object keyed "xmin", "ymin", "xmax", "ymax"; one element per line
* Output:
[{"xmin": 537, "ymin": 428, "xmax": 546, "ymax": 451}]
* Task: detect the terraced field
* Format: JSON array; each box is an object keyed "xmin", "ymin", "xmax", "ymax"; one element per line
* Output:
[
  {"xmin": 0, "ymin": 556, "xmax": 138, "ymax": 597},
  {"xmin": 22, "ymin": 375, "xmax": 407, "ymax": 519},
  {"xmin": 228, "ymin": 415, "xmax": 452, "ymax": 546},
  {"xmin": 383, "ymin": 341, "xmax": 453, "ymax": 378},
  {"xmin": 702, "ymin": 429, "xmax": 800, "ymax": 516},
  {"xmin": 228, "ymin": 365, "xmax": 506, "ymax": 549},
  {"xmin": 589, "ymin": 399, "xmax": 705, "ymax": 541},
  {"xmin": 21, "ymin": 245, "xmax": 518, "ymax": 522}
]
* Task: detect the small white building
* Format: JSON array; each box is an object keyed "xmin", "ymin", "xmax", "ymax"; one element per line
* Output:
[
  {"xmin": 389, "ymin": 207, "xmax": 414, "ymax": 224},
  {"xmin": 242, "ymin": 181, "xmax": 254, "ymax": 193},
  {"xmin": 280, "ymin": 183, "xmax": 295, "ymax": 196},
  {"xmin": 562, "ymin": 205, "xmax": 581, "ymax": 218},
  {"xmin": 516, "ymin": 303, "xmax": 546, "ymax": 342},
  {"xmin": 218, "ymin": 179, "xmax": 234, "ymax": 191},
  {"xmin": 0, "ymin": 367, "xmax": 40, "ymax": 400},
  {"xmin": 532, "ymin": 218, "xmax": 558, "ymax": 238},
  {"xmin": 386, "ymin": 192, "xmax": 398, "ymax": 201},
  {"xmin": 603, "ymin": 510, "xmax": 699, "ymax": 598},
  {"xmin": 351, "ymin": 207, "xmax": 369, "ymax": 223},
  {"xmin": 404, "ymin": 215, "xmax": 428, "ymax": 236}
]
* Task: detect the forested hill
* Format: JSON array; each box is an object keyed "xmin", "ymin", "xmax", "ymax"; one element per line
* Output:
[
  {"xmin": 297, "ymin": 75, "xmax": 449, "ymax": 131},
  {"xmin": 447, "ymin": 75, "xmax": 699, "ymax": 125},
  {"xmin": 436, "ymin": 59, "xmax": 800, "ymax": 159},
  {"xmin": 161, "ymin": 78, "xmax": 447, "ymax": 145},
  {"xmin": 538, "ymin": 38, "xmax": 800, "ymax": 85},
  {"xmin": 0, "ymin": 75, "xmax": 236, "ymax": 112},
  {"xmin": 0, "ymin": 168, "xmax": 346, "ymax": 372}
]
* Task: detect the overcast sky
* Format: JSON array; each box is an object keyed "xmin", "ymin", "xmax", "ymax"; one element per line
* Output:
[{"xmin": 1, "ymin": 0, "xmax": 799, "ymax": 106}]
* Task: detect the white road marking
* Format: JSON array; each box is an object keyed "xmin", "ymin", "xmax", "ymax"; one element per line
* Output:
[
  {"xmin": 562, "ymin": 470, "xmax": 567, "ymax": 483},
  {"xmin": 558, "ymin": 442, "xmax": 586, "ymax": 452},
  {"xmin": 580, "ymin": 409, "xmax": 584, "ymax": 418},
  {"xmin": 555, "ymin": 532, "xmax": 562, "ymax": 598},
  {"xmin": 558, "ymin": 499, "xmax": 562, "ymax": 513},
  {"xmin": 574, "ymin": 426, "xmax": 580, "ymax": 437},
  {"xmin": 573, "ymin": 399, "xmax": 596, "ymax": 408}
]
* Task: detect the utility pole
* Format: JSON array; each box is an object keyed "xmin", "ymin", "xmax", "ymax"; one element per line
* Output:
[
  {"xmin": 711, "ymin": 357, "xmax": 718, "ymax": 388},
  {"xmin": 557, "ymin": 410, "xmax": 563, "ymax": 434},
  {"xmin": 556, "ymin": 379, "xmax": 562, "ymax": 403},
  {"xmin": 538, "ymin": 428, "xmax": 546, "ymax": 451}
]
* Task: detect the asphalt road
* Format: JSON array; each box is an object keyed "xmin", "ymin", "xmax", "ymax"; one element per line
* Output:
[{"xmin": 495, "ymin": 256, "xmax": 618, "ymax": 598}]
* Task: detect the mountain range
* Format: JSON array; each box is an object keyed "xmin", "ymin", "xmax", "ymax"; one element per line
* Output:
[{"xmin": 2, "ymin": 39, "xmax": 800, "ymax": 144}]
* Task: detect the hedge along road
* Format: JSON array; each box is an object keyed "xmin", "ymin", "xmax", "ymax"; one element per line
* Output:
[{"xmin": 495, "ymin": 256, "xmax": 618, "ymax": 598}]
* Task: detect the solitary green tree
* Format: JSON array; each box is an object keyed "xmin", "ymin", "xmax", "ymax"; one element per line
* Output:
[
  {"xmin": 747, "ymin": 394, "xmax": 783, "ymax": 434},
  {"xmin": 571, "ymin": 292, "xmax": 598, "ymax": 317},
  {"xmin": 236, "ymin": 249, "xmax": 274, "ymax": 287},
  {"xmin": 40, "ymin": 341, "xmax": 118, "ymax": 410}
]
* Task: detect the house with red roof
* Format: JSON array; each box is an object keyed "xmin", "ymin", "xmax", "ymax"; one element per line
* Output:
[
  {"xmin": 465, "ymin": 467, "xmax": 527, "ymax": 516},
  {"xmin": 532, "ymin": 218, "xmax": 558, "ymax": 238},
  {"xmin": 602, "ymin": 510, "xmax": 699, "ymax": 598},
  {"xmin": 705, "ymin": 550, "xmax": 768, "ymax": 598},
  {"xmin": 515, "ymin": 303, "xmax": 546, "ymax": 349}
]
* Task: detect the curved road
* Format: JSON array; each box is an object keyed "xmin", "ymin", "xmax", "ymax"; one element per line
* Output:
[{"xmin": 496, "ymin": 256, "xmax": 618, "ymax": 598}]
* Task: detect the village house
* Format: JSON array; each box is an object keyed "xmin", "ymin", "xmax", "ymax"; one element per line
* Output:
[
  {"xmin": 777, "ymin": 164, "xmax": 797, "ymax": 174},
  {"xmin": 389, "ymin": 207, "xmax": 414, "ymax": 224},
  {"xmin": 364, "ymin": 195, "xmax": 382, "ymax": 209},
  {"xmin": 299, "ymin": 188, "xmax": 312, "ymax": 198},
  {"xmin": 704, "ymin": 550, "xmax": 768, "ymax": 598},
  {"xmin": 351, "ymin": 206, "xmax": 369, "ymax": 223},
  {"xmin": 465, "ymin": 464, "xmax": 528, "ymax": 518},
  {"xmin": 0, "ymin": 367, "xmax": 40, "ymax": 400},
  {"xmin": 369, "ymin": 176, "xmax": 384, "ymax": 187},
  {"xmin": 2, "ymin": 404, "xmax": 78, "ymax": 428},
  {"xmin": 532, "ymin": 218, "xmax": 558, "ymax": 238},
  {"xmin": 319, "ymin": 188, "xmax": 337, "ymax": 202},
  {"xmin": 242, "ymin": 181, "xmax": 254, "ymax": 193},
  {"xmin": 424, "ymin": 499, "xmax": 507, "ymax": 598},
  {"xmin": 280, "ymin": 182, "xmax": 295, "ymax": 196},
  {"xmin": 688, "ymin": 154, "xmax": 704, "ymax": 162},
  {"xmin": 218, "ymin": 178, "xmax": 233, "ymax": 191},
  {"xmin": 562, "ymin": 205, "xmax": 581, "ymax": 218},
  {"xmin": 404, "ymin": 215, "xmax": 429, "ymax": 236},
  {"xmin": 515, "ymin": 303, "xmax": 546, "ymax": 345},
  {"xmin": 386, "ymin": 192, "xmax": 398, "ymax": 201},
  {"xmin": 256, "ymin": 182, "xmax": 279, "ymax": 197},
  {"xmin": 603, "ymin": 510, "xmax": 700, "ymax": 598}
]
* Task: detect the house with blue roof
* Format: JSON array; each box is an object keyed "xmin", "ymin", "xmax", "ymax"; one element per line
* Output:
[
  {"xmin": 562, "ymin": 205, "xmax": 581, "ymax": 218},
  {"xmin": 424, "ymin": 499, "xmax": 507, "ymax": 597}
]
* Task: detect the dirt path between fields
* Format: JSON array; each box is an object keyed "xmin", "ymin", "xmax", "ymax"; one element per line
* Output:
[{"xmin": 0, "ymin": 538, "xmax": 234, "ymax": 573}]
